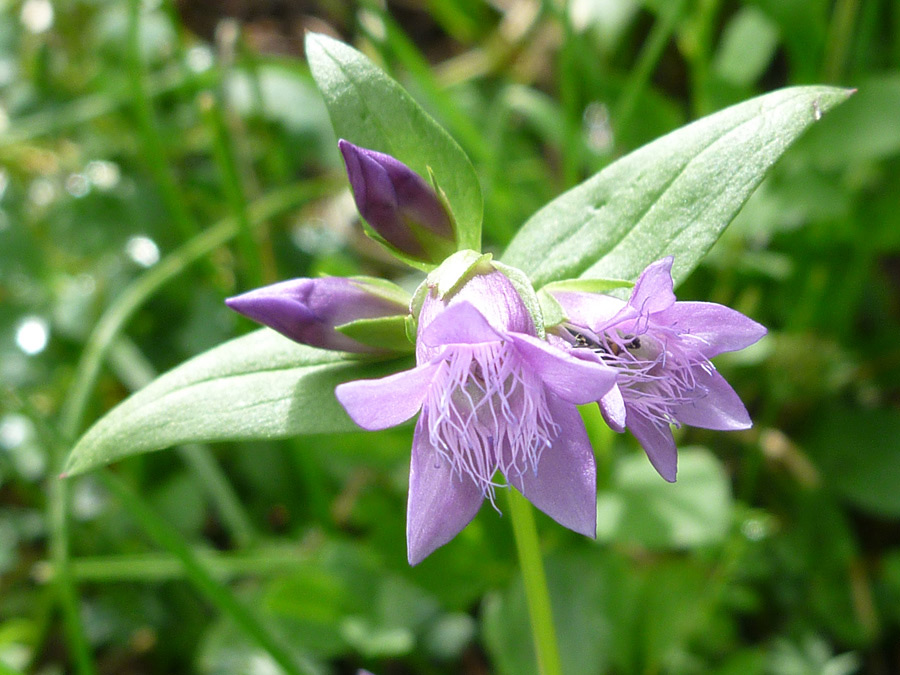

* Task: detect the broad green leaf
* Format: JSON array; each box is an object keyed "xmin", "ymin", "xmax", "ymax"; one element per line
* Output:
[
  {"xmin": 64, "ymin": 329, "xmax": 409, "ymax": 477},
  {"xmin": 502, "ymin": 86, "xmax": 852, "ymax": 288},
  {"xmin": 596, "ymin": 447, "xmax": 732, "ymax": 549},
  {"xmin": 305, "ymin": 33, "xmax": 482, "ymax": 254}
]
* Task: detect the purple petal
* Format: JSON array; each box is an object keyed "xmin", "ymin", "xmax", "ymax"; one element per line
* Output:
[
  {"xmin": 671, "ymin": 367, "xmax": 752, "ymax": 430},
  {"xmin": 627, "ymin": 412, "xmax": 678, "ymax": 482},
  {"xmin": 599, "ymin": 385, "xmax": 627, "ymax": 432},
  {"xmin": 629, "ymin": 257, "xmax": 676, "ymax": 315},
  {"xmin": 407, "ymin": 418, "xmax": 484, "ymax": 565},
  {"xmin": 657, "ymin": 301, "xmax": 767, "ymax": 357},
  {"xmin": 508, "ymin": 333, "xmax": 617, "ymax": 405},
  {"xmin": 450, "ymin": 271, "xmax": 538, "ymax": 337},
  {"xmin": 419, "ymin": 301, "xmax": 503, "ymax": 348},
  {"xmin": 551, "ymin": 291, "xmax": 626, "ymax": 333},
  {"xmin": 505, "ymin": 395, "xmax": 597, "ymax": 537},
  {"xmin": 335, "ymin": 363, "xmax": 439, "ymax": 430}
]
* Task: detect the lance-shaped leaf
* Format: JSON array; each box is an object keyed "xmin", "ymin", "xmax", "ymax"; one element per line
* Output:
[
  {"xmin": 63, "ymin": 329, "xmax": 410, "ymax": 477},
  {"xmin": 502, "ymin": 86, "xmax": 853, "ymax": 287},
  {"xmin": 306, "ymin": 32, "xmax": 482, "ymax": 256}
]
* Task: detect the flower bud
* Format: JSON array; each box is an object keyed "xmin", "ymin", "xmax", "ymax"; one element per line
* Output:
[
  {"xmin": 339, "ymin": 139, "xmax": 456, "ymax": 264},
  {"xmin": 226, "ymin": 276, "xmax": 410, "ymax": 353}
]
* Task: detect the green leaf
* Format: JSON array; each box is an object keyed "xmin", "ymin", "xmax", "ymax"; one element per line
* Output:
[
  {"xmin": 502, "ymin": 86, "xmax": 853, "ymax": 288},
  {"xmin": 596, "ymin": 447, "xmax": 733, "ymax": 549},
  {"xmin": 63, "ymin": 329, "xmax": 409, "ymax": 477},
  {"xmin": 305, "ymin": 32, "xmax": 482, "ymax": 254}
]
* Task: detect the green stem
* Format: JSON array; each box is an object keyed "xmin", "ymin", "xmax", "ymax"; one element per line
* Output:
[
  {"xmin": 99, "ymin": 471, "xmax": 316, "ymax": 675},
  {"xmin": 106, "ymin": 337, "xmax": 259, "ymax": 548},
  {"xmin": 48, "ymin": 477, "xmax": 97, "ymax": 675},
  {"xmin": 47, "ymin": 546, "xmax": 311, "ymax": 583},
  {"xmin": 614, "ymin": 0, "xmax": 686, "ymax": 135},
  {"xmin": 199, "ymin": 91, "xmax": 264, "ymax": 288},
  {"xmin": 126, "ymin": 0, "xmax": 201, "ymax": 243},
  {"xmin": 3, "ymin": 389, "xmax": 97, "ymax": 675},
  {"xmin": 507, "ymin": 490, "xmax": 562, "ymax": 675},
  {"xmin": 823, "ymin": 0, "xmax": 860, "ymax": 82}
]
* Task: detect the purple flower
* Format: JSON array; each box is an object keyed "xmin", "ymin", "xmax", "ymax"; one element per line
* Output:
[
  {"xmin": 549, "ymin": 257, "xmax": 767, "ymax": 482},
  {"xmin": 225, "ymin": 276, "xmax": 409, "ymax": 354},
  {"xmin": 335, "ymin": 265, "xmax": 617, "ymax": 564},
  {"xmin": 339, "ymin": 140, "xmax": 456, "ymax": 263}
]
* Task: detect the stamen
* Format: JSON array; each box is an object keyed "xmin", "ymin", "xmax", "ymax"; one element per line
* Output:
[
  {"xmin": 566, "ymin": 316, "xmax": 714, "ymax": 430},
  {"xmin": 421, "ymin": 341, "xmax": 559, "ymax": 505}
]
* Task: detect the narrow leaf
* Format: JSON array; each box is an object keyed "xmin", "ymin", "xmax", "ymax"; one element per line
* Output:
[
  {"xmin": 64, "ymin": 329, "xmax": 409, "ymax": 477},
  {"xmin": 502, "ymin": 86, "xmax": 853, "ymax": 287},
  {"xmin": 306, "ymin": 32, "xmax": 482, "ymax": 253}
]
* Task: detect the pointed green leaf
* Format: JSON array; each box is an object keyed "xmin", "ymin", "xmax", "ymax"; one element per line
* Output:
[
  {"xmin": 502, "ymin": 86, "xmax": 853, "ymax": 287},
  {"xmin": 306, "ymin": 32, "xmax": 482, "ymax": 254},
  {"xmin": 63, "ymin": 329, "xmax": 409, "ymax": 477}
]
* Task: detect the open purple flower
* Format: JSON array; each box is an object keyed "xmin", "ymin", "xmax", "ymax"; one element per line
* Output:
[
  {"xmin": 548, "ymin": 257, "xmax": 767, "ymax": 482},
  {"xmin": 336, "ymin": 263, "xmax": 617, "ymax": 564}
]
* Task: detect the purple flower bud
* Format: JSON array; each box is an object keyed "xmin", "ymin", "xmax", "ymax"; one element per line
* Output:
[
  {"xmin": 336, "ymin": 264, "xmax": 618, "ymax": 564},
  {"xmin": 339, "ymin": 139, "xmax": 455, "ymax": 263},
  {"xmin": 225, "ymin": 277, "xmax": 409, "ymax": 353}
]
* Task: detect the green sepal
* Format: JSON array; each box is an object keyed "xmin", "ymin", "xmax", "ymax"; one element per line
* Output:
[
  {"xmin": 428, "ymin": 249, "xmax": 494, "ymax": 299},
  {"xmin": 537, "ymin": 289, "xmax": 567, "ymax": 330},
  {"xmin": 335, "ymin": 315, "xmax": 415, "ymax": 353},
  {"xmin": 404, "ymin": 313, "xmax": 418, "ymax": 344},
  {"xmin": 492, "ymin": 260, "xmax": 545, "ymax": 339},
  {"xmin": 347, "ymin": 275, "xmax": 411, "ymax": 307},
  {"xmin": 355, "ymin": 220, "xmax": 441, "ymax": 273},
  {"xmin": 427, "ymin": 164, "xmax": 462, "ymax": 246},
  {"xmin": 541, "ymin": 278, "xmax": 634, "ymax": 294}
]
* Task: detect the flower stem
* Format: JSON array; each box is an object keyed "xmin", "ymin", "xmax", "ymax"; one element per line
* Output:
[{"xmin": 507, "ymin": 489, "xmax": 562, "ymax": 675}]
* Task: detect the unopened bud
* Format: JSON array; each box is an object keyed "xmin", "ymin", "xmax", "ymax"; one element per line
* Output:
[{"xmin": 339, "ymin": 139, "xmax": 456, "ymax": 264}]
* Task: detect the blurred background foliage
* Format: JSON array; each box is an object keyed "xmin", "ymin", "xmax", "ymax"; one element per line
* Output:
[{"xmin": 1, "ymin": 0, "xmax": 899, "ymax": 673}]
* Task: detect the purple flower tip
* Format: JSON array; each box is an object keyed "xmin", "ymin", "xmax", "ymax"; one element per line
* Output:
[
  {"xmin": 338, "ymin": 140, "xmax": 455, "ymax": 262},
  {"xmin": 550, "ymin": 258, "xmax": 766, "ymax": 481},
  {"xmin": 226, "ymin": 276, "xmax": 408, "ymax": 353}
]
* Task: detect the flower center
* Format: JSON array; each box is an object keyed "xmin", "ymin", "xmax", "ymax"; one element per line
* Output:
[
  {"xmin": 566, "ymin": 323, "xmax": 713, "ymax": 426},
  {"xmin": 421, "ymin": 341, "xmax": 559, "ymax": 504}
]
